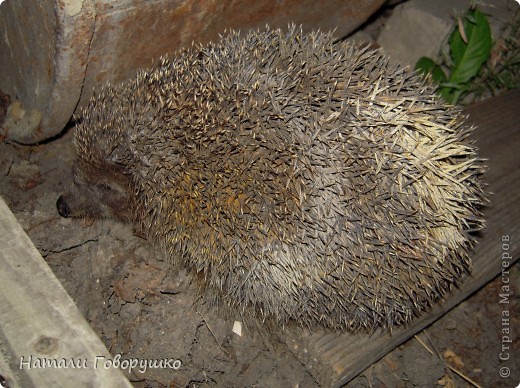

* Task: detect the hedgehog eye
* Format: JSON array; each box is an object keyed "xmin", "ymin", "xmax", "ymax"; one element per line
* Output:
[{"xmin": 97, "ymin": 183, "xmax": 114, "ymax": 191}]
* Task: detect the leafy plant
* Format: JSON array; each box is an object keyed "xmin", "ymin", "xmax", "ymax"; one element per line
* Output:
[
  {"xmin": 470, "ymin": 8, "xmax": 520, "ymax": 100},
  {"xmin": 416, "ymin": 7, "xmax": 492, "ymax": 105}
]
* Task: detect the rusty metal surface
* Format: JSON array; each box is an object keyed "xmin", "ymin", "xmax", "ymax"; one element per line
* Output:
[
  {"xmin": 76, "ymin": 0, "xmax": 386, "ymax": 111},
  {"xmin": 0, "ymin": 0, "xmax": 385, "ymax": 143}
]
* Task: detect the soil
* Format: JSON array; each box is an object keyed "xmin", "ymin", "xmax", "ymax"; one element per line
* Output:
[{"xmin": 0, "ymin": 110, "xmax": 518, "ymax": 388}]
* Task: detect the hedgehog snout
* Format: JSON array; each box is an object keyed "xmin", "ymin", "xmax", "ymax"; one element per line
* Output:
[{"xmin": 56, "ymin": 195, "xmax": 71, "ymax": 218}]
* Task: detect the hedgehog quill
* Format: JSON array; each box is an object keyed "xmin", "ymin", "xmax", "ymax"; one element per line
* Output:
[{"xmin": 57, "ymin": 26, "xmax": 486, "ymax": 332}]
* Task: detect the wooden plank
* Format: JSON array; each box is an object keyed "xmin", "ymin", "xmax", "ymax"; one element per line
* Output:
[
  {"xmin": 0, "ymin": 196, "xmax": 132, "ymax": 388},
  {"xmin": 285, "ymin": 89, "xmax": 520, "ymax": 387}
]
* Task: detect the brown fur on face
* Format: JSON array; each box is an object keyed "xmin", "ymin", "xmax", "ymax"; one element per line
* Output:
[{"xmin": 57, "ymin": 161, "xmax": 135, "ymax": 221}]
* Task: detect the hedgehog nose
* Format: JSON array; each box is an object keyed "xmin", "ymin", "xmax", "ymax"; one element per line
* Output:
[{"xmin": 56, "ymin": 195, "xmax": 71, "ymax": 218}]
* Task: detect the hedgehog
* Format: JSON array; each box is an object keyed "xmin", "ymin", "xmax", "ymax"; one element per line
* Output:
[{"xmin": 57, "ymin": 26, "xmax": 485, "ymax": 332}]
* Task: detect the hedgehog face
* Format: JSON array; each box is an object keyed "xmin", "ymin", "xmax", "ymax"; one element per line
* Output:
[{"xmin": 57, "ymin": 162, "xmax": 134, "ymax": 222}]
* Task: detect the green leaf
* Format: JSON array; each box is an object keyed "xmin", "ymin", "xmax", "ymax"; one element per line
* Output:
[
  {"xmin": 449, "ymin": 9, "xmax": 492, "ymax": 85},
  {"xmin": 439, "ymin": 86, "xmax": 453, "ymax": 102},
  {"xmin": 439, "ymin": 82, "xmax": 464, "ymax": 89},
  {"xmin": 415, "ymin": 57, "xmax": 436, "ymax": 75},
  {"xmin": 439, "ymin": 84, "xmax": 468, "ymax": 105},
  {"xmin": 450, "ymin": 87, "xmax": 467, "ymax": 105},
  {"xmin": 415, "ymin": 57, "xmax": 447, "ymax": 84},
  {"xmin": 450, "ymin": 19, "xmax": 470, "ymax": 66}
]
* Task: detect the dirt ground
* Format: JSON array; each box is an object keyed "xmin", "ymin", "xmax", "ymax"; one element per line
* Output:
[{"xmin": 0, "ymin": 109, "xmax": 518, "ymax": 387}]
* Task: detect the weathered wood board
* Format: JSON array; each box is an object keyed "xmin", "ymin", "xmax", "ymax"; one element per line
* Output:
[
  {"xmin": 0, "ymin": 196, "xmax": 132, "ymax": 388},
  {"xmin": 283, "ymin": 88, "xmax": 520, "ymax": 387}
]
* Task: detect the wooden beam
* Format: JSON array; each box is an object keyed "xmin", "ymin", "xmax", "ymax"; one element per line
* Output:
[
  {"xmin": 0, "ymin": 196, "xmax": 132, "ymax": 388},
  {"xmin": 284, "ymin": 88, "xmax": 520, "ymax": 387}
]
